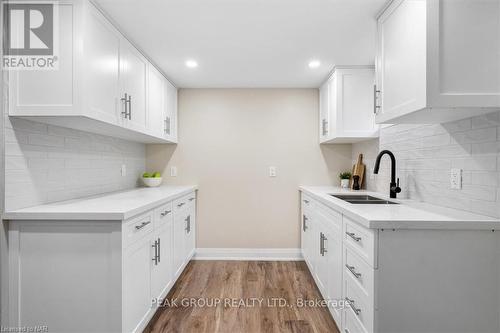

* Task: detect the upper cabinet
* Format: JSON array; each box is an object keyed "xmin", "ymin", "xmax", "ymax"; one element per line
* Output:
[
  {"xmin": 375, "ymin": 0, "xmax": 500, "ymax": 124},
  {"xmin": 319, "ymin": 66, "xmax": 379, "ymax": 144},
  {"xmin": 7, "ymin": 0, "xmax": 177, "ymax": 144}
]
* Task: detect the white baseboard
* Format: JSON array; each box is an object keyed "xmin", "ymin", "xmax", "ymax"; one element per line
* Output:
[{"xmin": 194, "ymin": 248, "xmax": 303, "ymax": 261}]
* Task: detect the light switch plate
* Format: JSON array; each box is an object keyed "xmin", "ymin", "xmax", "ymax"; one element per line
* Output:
[
  {"xmin": 269, "ymin": 166, "xmax": 277, "ymax": 177},
  {"xmin": 450, "ymin": 168, "xmax": 462, "ymax": 189},
  {"xmin": 170, "ymin": 166, "xmax": 177, "ymax": 177},
  {"xmin": 121, "ymin": 164, "xmax": 126, "ymax": 177}
]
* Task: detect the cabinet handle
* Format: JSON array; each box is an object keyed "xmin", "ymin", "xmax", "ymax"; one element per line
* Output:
[
  {"xmin": 346, "ymin": 264, "xmax": 362, "ymax": 278},
  {"xmin": 177, "ymin": 202, "xmax": 185, "ymax": 208},
  {"xmin": 302, "ymin": 215, "xmax": 308, "ymax": 232},
  {"xmin": 165, "ymin": 117, "xmax": 171, "ymax": 135},
  {"xmin": 345, "ymin": 297, "xmax": 362, "ymax": 316},
  {"xmin": 157, "ymin": 237, "xmax": 161, "ymax": 263},
  {"xmin": 303, "ymin": 199, "xmax": 309, "ymax": 204},
  {"xmin": 319, "ymin": 232, "xmax": 323, "ymax": 255},
  {"xmin": 322, "ymin": 119, "xmax": 328, "ymax": 136},
  {"xmin": 188, "ymin": 198, "xmax": 195, "ymax": 202},
  {"xmin": 135, "ymin": 220, "xmax": 151, "ymax": 230},
  {"xmin": 321, "ymin": 233, "xmax": 328, "ymax": 255},
  {"xmin": 160, "ymin": 210, "xmax": 171, "ymax": 217},
  {"xmin": 345, "ymin": 330, "xmax": 350, "ymax": 333},
  {"xmin": 346, "ymin": 231, "xmax": 361, "ymax": 242},
  {"xmin": 128, "ymin": 94, "xmax": 132, "ymax": 120},
  {"xmin": 121, "ymin": 93, "xmax": 130, "ymax": 119},
  {"xmin": 185, "ymin": 215, "xmax": 191, "ymax": 233},
  {"xmin": 152, "ymin": 240, "xmax": 158, "ymax": 265},
  {"xmin": 373, "ymin": 85, "xmax": 381, "ymax": 114}
]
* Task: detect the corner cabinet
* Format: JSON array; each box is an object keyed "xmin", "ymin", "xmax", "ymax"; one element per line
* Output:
[
  {"xmin": 375, "ymin": 0, "xmax": 500, "ymax": 124},
  {"xmin": 7, "ymin": 191, "xmax": 196, "ymax": 333},
  {"xmin": 7, "ymin": 0, "xmax": 177, "ymax": 143},
  {"xmin": 319, "ymin": 67, "xmax": 379, "ymax": 144}
]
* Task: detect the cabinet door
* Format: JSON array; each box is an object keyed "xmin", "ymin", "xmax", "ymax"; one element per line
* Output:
[
  {"xmin": 184, "ymin": 213, "xmax": 195, "ymax": 260},
  {"xmin": 377, "ymin": 0, "xmax": 426, "ymax": 117},
  {"xmin": 326, "ymin": 228, "xmax": 342, "ymax": 326},
  {"xmin": 147, "ymin": 64, "xmax": 165, "ymax": 137},
  {"xmin": 123, "ymin": 237, "xmax": 152, "ymax": 333},
  {"xmin": 120, "ymin": 39, "xmax": 148, "ymax": 131},
  {"xmin": 315, "ymin": 222, "xmax": 329, "ymax": 296},
  {"xmin": 8, "ymin": 2, "xmax": 78, "ymax": 116},
  {"xmin": 151, "ymin": 223, "xmax": 173, "ymax": 299},
  {"xmin": 164, "ymin": 79, "xmax": 178, "ymax": 141},
  {"xmin": 83, "ymin": 5, "xmax": 120, "ymax": 124},
  {"xmin": 319, "ymin": 80, "xmax": 330, "ymax": 140},
  {"xmin": 173, "ymin": 212, "xmax": 186, "ymax": 278}
]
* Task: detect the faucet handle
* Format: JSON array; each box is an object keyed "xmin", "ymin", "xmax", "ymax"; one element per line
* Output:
[{"xmin": 395, "ymin": 178, "xmax": 402, "ymax": 193}]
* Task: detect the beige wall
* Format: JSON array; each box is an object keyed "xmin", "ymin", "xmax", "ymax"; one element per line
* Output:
[{"xmin": 147, "ymin": 89, "xmax": 352, "ymax": 248}]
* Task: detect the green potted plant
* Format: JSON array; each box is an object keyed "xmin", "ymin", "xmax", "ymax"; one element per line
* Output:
[{"xmin": 339, "ymin": 171, "xmax": 352, "ymax": 189}]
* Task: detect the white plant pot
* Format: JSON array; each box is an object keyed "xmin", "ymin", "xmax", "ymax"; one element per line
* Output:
[{"xmin": 340, "ymin": 179, "xmax": 350, "ymax": 189}]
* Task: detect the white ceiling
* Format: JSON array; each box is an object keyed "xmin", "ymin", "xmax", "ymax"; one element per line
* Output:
[{"xmin": 95, "ymin": 0, "xmax": 387, "ymax": 88}]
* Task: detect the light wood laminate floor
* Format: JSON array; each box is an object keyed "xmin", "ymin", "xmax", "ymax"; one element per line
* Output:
[{"xmin": 144, "ymin": 260, "xmax": 339, "ymax": 333}]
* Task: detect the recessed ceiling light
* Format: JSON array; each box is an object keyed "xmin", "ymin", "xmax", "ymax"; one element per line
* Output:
[
  {"xmin": 185, "ymin": 60, "xmax": 198, "ymax": 68},
  {"xmin": 308, "ymin": 60, "xmax": 321, "ymax": 69}
]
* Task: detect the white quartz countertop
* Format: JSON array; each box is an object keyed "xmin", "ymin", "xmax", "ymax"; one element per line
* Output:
[
  {"xmin": 300, "ymin": 186, "xmax": 500, "ymax": 230},
  {"xmin": 3, "ymin": 185, "xmax": 197, "ymax": 221}
]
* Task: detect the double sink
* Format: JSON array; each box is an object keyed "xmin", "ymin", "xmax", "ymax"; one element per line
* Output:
[{"xmin": 330, "ymin": 194, "xmax": 399, "ymax": 205}]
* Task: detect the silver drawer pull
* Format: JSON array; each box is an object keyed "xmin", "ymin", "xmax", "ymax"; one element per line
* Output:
[
  {"xmin": 345, "ymin": 297, "xmax": 362, "ymax": 316},
  {"xmin": 346, "ymin": 232, "xmax": 361, "ymax": 242},
  {"xmin": 177, "ymin": 202, "xmax": 185, "ymax": 208},
  {"xmin": 135, "ymin": 220, "xmax": 151, "ymax": 230},
  {"xmin": 345, "ymin": 329, "xmax": 350, "ymax": 333},
  {"xmin": 188, "ymin": 198, "xmax": 195, "ymax": 201},
  {"xmin": 346, "ymin": 264, "xmax": 362, "ymax": 278},
  {"xmin": 160, "ymin": 210, "xmax": 171, "ymax": 217}
]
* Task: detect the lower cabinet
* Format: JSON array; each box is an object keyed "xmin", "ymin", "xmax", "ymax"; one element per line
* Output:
[
  {"xmin": 8, "ymin": 190, "xmax": 196, "ymax": 333},
  {"xmin": 123, "ymin": 191, "xmax": 196, "ymax": 332},
  {"xmin": 300, "ymin": 191, "xmax": 500, "ymax": 333},
  {"xmin": 301, "ymin": 199, "xmax": 343, "ymax": 327}
]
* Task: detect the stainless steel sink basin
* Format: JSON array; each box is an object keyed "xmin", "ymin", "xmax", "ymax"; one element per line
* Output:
[{"xmin": 330, "ymin": 194, "xmax": 399, "ymax": 205}]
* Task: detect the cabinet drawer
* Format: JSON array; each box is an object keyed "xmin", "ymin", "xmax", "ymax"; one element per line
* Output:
[
  {"xmin": 187, "ymin": 193, "xmax": 196, "ymax": 210},
  {"xmin": 155, "ymin": 202, "xmax": 173, "ymax": 229},
  {"xmin": 316, "ymin": 202, "xmax": 342, "ymax": 234},
  {"xmin": 343, "ymin": 216, "xmax": 377, "ymax": 268},
  {"xmin": 124, "ymin": 212, "xmax": 154, "ymax": 246},
  {"xmin": 344, "ymin": 245, "xmax": 374, "ymax": 300},
  {"xmin": 343, "ymin": 303, "xmax": 368, "ymax": 333},
  {"xmin": 301, "ymin": 194, "xmax": 313, "ymax": 210},
  {"xmin": 173, "ymin": 195, "xmax": 189, "ymax": 213},
  {"xmin": 344, "ymin": 272, "xmax": 374, "ymax": 333}
]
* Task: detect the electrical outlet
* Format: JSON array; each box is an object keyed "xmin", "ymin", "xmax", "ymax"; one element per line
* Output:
[
  {"xmin": 269, "ymin": 166, "xmax": 277, "ymax": 177},
  {"xmin": 170, "ymin": 166, "xmax": 177, "ymax": 177},
  {"xmin": 450, "ymin": 168, "xmax": 462, "ymax": 189},
  {"xmin": 121, "ymin": 164, "xmax": 126, "ymax": 177}
]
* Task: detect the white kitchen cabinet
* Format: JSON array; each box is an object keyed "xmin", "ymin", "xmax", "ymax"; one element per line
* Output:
[
  {"xmin": 300, "ymin": 190, "xmax": 500, "ymax": 333},
  {"xmin": 319, "ymin": 67, "xmax": 378, "ymax": 144},
  {"xmin": 150, "ymin": 222, "xmax": 173, "ymax": 300},
  {"xmin": 375, "ymin": 0, "xmax": 500, "ymax": 124},
  {"xmin": 123, "ymin": 230, "xmax": 153, "ymax": 333},
  {"xmin": 7, "ymin": 189, "xmax": 197, "ymax": 333},
  {"xmin": 120, "ymin": 38, "xmax": 148, "ymax": 132},
  {"xmin": 83, "ymin": 2, "xmax": 120, "ymax": 125},
  {"xmin": 164, "ymin": 79, "xmax": 178, "ymax": 142},
  {"xmin": 148, "ymin": 64, "xmax": 166, "ymax": 138},
  {"xmin": 7, "ymin": 0, "xmax": 177, "ymax": 143}
]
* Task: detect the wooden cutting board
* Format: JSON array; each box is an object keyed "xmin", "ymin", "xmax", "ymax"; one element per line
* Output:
[{"xmin": 351, "ymin": 154, "xmax": 365, "ymax": 189}]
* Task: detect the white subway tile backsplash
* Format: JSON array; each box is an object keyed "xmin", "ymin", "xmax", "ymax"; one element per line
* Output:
[
  {"xmin": 353, "ymin": 111, "xmax": 500, "ymax": 218},
  {"xmin": 4, "ymin": 118, "xmax": 145, "ymax": 211}
]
